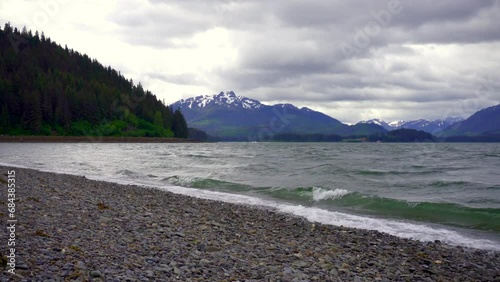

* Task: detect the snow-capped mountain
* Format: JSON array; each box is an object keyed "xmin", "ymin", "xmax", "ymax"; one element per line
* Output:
[
  {"xmin": 172, "ymin": 91, "xmax": 500, "ymax": 140},
  {"xmin": 358, "ymin": 117, "xmax": 464, "ymax": 133},
  {"xmin": 358, "ymin": 119, "xmax": 393, "ymax": 131},
  {"xmin": 171, "ymin": 91, "xmax": 386, "ymax": 140},
  {"xmin": 176, "ymin": 91, "xmax": 263, "ymax": 110}
]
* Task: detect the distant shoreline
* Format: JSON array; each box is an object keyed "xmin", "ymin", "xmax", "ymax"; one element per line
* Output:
[
  {"xmin": 0, "ymin": 136, "xmax": 200, "ymax": 143},
  {"xmin": 1, "ymin": 135, "xmax": 499, "ymax": 143}
]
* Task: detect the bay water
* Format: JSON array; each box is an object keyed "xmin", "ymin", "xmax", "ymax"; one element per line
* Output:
[{"xmin": 1, "ymin": 142, "xmax": 499, "ymax": 250}]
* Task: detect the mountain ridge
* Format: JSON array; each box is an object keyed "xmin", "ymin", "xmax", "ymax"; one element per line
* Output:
[
  {"xmin": 358, "ymin": 117, "xmax": 464, "ymax": 134},
  {"xmin": 173, "ymin": 91, "xmax": 499, "ymax": 141},
  {"xmin": 178, "ymin": 91, "xmax": 264, "ymax": 110},
  {"xmin": 172, "ymin": 91, "xmax": 386, "ymax": 140},
  {"xmin": 443, "ymin": 104, "xmax": 500, "ymax": 136},
  {"xmin": 176, "ymin": 91, "xmax": 469, "ymax": 134}
]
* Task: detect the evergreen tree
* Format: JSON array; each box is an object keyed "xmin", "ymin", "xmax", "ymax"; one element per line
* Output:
[
  {"xmin": 0, "ymin": 23, "xmax": 189, "ymax": 138},
  {"xmin": 172, "ymin": 109, "xmax": 188, "ymax": 138},
  {"xmin": 0, "ymin": 104, "xmax": 10, "ymax": 133},
  {"xmin": 21, "ymin": 89, "xmax": 42, "ymax": 133},
  {"xmin": 154, "ymin": 111, "xmax": 163, "ymax": 128}
]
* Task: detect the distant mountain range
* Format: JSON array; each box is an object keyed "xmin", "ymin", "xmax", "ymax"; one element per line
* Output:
[
  {"xmin": 172, "ymin": 91, "xmax": 500, "ymax": 141},
  {"xmin": 357, "ymin": 117, "xmax": 464, "ymax": 134},
  {"xmin": 444, "ymin": 104, "xmax": 500, "ymax": 137},
  {"xmin": 172, "ymin": 91, "xmax": 385, "ymax": 140}
]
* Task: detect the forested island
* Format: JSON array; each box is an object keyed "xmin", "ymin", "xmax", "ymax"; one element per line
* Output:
[
  {"xmin": 259, "ymin": 129, "xmax": 435, "ymax": 143},
  {"xmin": 0, "ymin": 23, "xmax": 188, "ymax": 139}
]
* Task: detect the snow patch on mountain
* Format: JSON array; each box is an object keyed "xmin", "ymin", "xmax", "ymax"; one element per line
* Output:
[
  {"xmin": 275, "ymin": 103, "xmax": 298, "ymax": 110},
  {"xmin": 175, "ymin": 91, "xmax": 263, "ymax": 110},
  {"xmin": 359, "ymin": 119, "xmax": 384, "ymax": 126},
  {"xmin": 388, "ymin": 120, "xmax": 405, "ymax": 128},
  {"xmin": 358, "ymin": 117, "xmax": 464, "ymax": 133}
]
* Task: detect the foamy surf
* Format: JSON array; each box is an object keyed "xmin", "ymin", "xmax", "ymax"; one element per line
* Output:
[
  {"xmin": 312, "ymin": 187, "xmax": 351, "ymax": 201},
  {"xmin": 152, "ymin": 183, "xmax": 500, "ymax": 252}
]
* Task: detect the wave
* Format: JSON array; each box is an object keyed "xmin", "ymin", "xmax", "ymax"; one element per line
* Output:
[
  {"xmin": 115, "ymin": 169, "xmax": 142, "ymax": 179},
  {"xmin": 312, "ymin": 187, "xmax": 351, "ymax": 201},
  {"xmin": 430, "ymin": 180, "xmax": 467, "ymax": 187},
  {"xmin": 260, "ymin": 186, "xmax": 352, "ymax": 203},
  {"xmin": 184, "ymin": 154, "xmax": 213, "ymax": 159},
  {"xmin": 155, "ymin": 176, "xmax": 500, "ymax": 233},
  {"xmin": 483, "ymin": 153, "xmax": 500, "ymax": 158},
  {"xmin": 356, "ymin": 169, "xmax": 436, "ymax": 176},
  {"xmin": 332, "ymin": 194, "xmax": 500, "ymax": 233},
  {"xmin": 161, "ymin": 175, "xmax": 253, "ymax": 192},
  {"xmin": 485, "ymin": 185, "xmax": 500, "ymax": 190},
  {"xmin": 153, "ymin": 184, "xmax": 500, "ymax": 251}
]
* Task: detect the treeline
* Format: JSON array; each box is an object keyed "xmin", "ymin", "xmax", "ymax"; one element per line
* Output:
[
  {"xmin": 368, "ymin": 129, "xmax": 435, "ymax": 142},
  {"xmin": 272, "ymin": 128, "xmax": 500, "ymax": 143},
  {"xmin": 442, "ymin": 133, "xmax": 500, "ymax": 143},
  {"xmin": 0, "ymin": 23, "xmax": 188, "ymax": 138},
  {"xmin": 187, "ymin": 128, "xmax": 209, "ymax": 142},
  {"xmin": 268, "ymin": 129, "xmax": 435, "ymax": 142}
]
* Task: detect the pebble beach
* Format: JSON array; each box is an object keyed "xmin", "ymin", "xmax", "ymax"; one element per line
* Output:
[{"xmin": 1, "ymin": 165, "xmax": 499, "ymax": 281}]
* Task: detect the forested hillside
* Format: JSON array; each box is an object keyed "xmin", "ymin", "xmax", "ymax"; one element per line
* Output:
[
  {"xmin": 0, "ymin": 23, "xmax": 188, "ymax": 138},
  {"xmin": 368, "ymin": 129, "xmax": 435, "ymax": 142}
]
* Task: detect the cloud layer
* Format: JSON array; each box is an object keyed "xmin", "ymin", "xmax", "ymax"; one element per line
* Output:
[{"xmin": 1, "ymin": 0, "xmax": 499, "ymax": 123}]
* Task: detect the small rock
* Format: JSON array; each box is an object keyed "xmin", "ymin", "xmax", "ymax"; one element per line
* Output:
[
  {"xmin": 205, "ymin": 246, "xmax": 221, "ymax": 253},
  {"xmin": 283, "ymin": 267, "xmax": 294, "ymax": 275},
  {"xmin": 320, "ymin": 263, "xmax": 334, "ymax": 270},
  {"xmin": 339, "ymin": 268, "xmax": 350, "ymax": 274},
  {"xmin": 200, "ymin": 259, "xmax": 211, "ymax": 264},
  {"xmin": 173, "ymin": 267, "xmax": 181, "ymax": 275},
  {"xmin": 196, "ymin": 244, "xmax": 206, "ymax": 251},
  {"xmin": 268, "ymin": 266, "xmax": 279, "ymax": 272},
  {"xmin": 145, "ymin": 270, "xmax": 154, "ymax": 278},
  {"xmin": 292, "ymin": 261, "xmax": 308, "ymax": 268},
  {"xmin": 91, "ymin": 270, "xmax": 102, "ymax": 277},
  {"xmin": 17, "ymin": 263, "xmax": 29, "ymax": 270},
  {"xmin": 75, "ymin": 261, "xmax": 87, "ymax": 270}
]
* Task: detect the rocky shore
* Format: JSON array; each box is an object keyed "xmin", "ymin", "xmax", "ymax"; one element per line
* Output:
[{"xmin": 1, "ymin": 166, "xmax": 499, "ymax": 281}]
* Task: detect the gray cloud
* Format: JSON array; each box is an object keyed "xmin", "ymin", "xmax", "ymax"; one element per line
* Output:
[
  {"xmin": 7, "ymin": 0, "xmax": 497, "ymax": 123},
  {"xmin": 146, "ymin": 72, "xmax": 204, "ymax": 85}
]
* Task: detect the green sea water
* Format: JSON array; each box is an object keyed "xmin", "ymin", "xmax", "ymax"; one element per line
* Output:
[{"xmin": 1, "ymin": 142, "xmax": 499, "ymax": 249}]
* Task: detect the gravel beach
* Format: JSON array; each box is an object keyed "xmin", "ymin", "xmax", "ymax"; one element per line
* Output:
[{"xmin": 1, "ymin": 165, "xmax": 499, "ymax": 281}]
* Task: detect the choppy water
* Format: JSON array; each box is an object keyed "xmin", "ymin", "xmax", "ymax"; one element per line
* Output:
[{"xmin": 1, "ymin": 142, "xmax": 499, "ymax": 250}]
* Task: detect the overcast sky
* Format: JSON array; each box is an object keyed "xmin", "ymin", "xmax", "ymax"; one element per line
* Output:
[{"xmin": 1, "ymin": 0, "xmax": 499, "ymax": 123}]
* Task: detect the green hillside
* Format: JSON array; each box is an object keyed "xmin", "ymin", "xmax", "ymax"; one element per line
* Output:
[{"xmin": 0, "ymin": 23, "xmax": 188, "ymax": 138}]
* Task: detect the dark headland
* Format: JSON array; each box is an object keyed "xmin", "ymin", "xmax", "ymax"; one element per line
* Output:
[{"xmin": 1, "ymin": 166, "xmax": 499, "ymax": 281}]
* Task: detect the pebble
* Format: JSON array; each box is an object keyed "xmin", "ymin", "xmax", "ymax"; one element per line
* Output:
[
  {"xmin": 144, "ymin": 270, "xmax": 154, "ymax": 278},
  {"xmin": 75, "ymin": 261, "xmax": 87, "ymax": 270},
  {"xmin": 1, "ymin": 166, "xmax": 499, "ymax": 281},
  {"xmin": 91, "ymin": 270, "xmax": 102, "ymax": 277}
]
